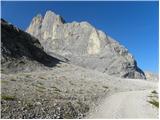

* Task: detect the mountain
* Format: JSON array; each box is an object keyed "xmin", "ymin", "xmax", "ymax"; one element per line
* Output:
[
  {"xmin": 1, "ymin": 19, "xmax": 63, "ymax": 73},
  {"xmin": 27, "ymin": 10, "xmax": 146, "ymax": 79},
  {"xmin": 1, "ymin": 18, "xmax": 158, "ymax": 119},
  {"xmin": 145, "ymin": 72, "xmax": 159, "ymax": 81}
]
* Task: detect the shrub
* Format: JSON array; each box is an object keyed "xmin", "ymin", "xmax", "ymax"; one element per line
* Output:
[
  {"xmin": 151, "ymin": 90, "xmax": 158, "ymax": 94},
  {"xmin": 148, "ymin": 99, "xmax": 159, "ymax": 108}
]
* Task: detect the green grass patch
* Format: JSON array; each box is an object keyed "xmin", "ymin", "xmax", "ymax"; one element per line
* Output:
[
  {"xmin": 151, "ymin": 90, "xmax": 158, "ymax": 94},
  {"xmin": 148, "ymin": 99, "xmax": 159, "ymax": 108},
  {"xmin": 2, "ymin": 95, "xmax": 16, "ymax": 101},
  {"xmin": 1, "ymin": 80, "xmax": 9, "ymax": 84},
  {"xmin": 148, "ymin": 95, "xmax": 158, "ymax": 98}
]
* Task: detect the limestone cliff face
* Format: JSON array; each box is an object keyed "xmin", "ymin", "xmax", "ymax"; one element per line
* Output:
[{"xmin": 27, "ymin": 10, "xmax": 146, "ymax": 79}]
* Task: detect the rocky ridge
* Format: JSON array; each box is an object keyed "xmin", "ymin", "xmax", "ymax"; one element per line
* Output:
[
  {"xmin": 27, "ymin": 10, "xmax": 146, "ymax": 79},
  {"xmin": 1, "ymin": 19, "xmax": 65, "ymax": 74}
]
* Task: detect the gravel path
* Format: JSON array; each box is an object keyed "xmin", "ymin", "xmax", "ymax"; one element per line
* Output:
[{"xmin": 88, "ymin": 89, "xmax": 158, "ymax": 118}]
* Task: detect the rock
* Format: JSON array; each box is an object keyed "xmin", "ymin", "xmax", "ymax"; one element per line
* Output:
[
  {"xmin": 1, "ymin": 19, "xmax": 63, "ymax": 74},
  {"xmin": 35, "ymin": 102, "xmax": 41, "ymax": 106},
  {"xmin": 26, "ymin": 14, "xmax": 43, "ymax": 37},
  {"xmin": 27, "ymin": 10, "xmax": 146, "ymax": 79},
  {"xmin": 144, "ymin": 71, "xmax": 159, "ymax": 81}
]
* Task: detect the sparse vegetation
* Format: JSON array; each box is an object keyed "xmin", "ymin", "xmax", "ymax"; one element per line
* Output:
[
  {"xmin": 1, "ymin": 80, "xmax": 9, "ymax": 84},
  {"xmin": 1, "ymin": 62, "xmax": 157, "ymax": 119},
  {"xmin": 2, "ymin": 95, "xmax": 16, "ymax": 101},
  {"xmin": 148, "ymin": 99, "xmax": 159, "ymax": 108},
  {"xmin": 10, "ymin": 78, "xmax": 17, "ymax": 81},
  {"xmin": 102, "ymin": 86, "xmax": 109, "ymax": 89},
  {"xmin": 148, "ymin": 90, "xmax": 159, "ymax": 108},
  {"xmin": 25, "ymin": 74, "xmax": 31, "ymax": 78},
  {"xmin": 151, "ymin": 90, "xmax": 158, "ymax": 94},
  {"xmin": 148, "ymin": 95, "xmax": 158, "ymax": 98}
]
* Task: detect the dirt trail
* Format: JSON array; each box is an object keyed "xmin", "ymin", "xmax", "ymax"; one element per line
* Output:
[{"xmin": 88, "ymin": 89, "xmax": 158, "ymax": 118}]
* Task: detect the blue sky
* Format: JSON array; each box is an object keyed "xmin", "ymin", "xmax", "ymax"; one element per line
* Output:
[{"xmin": 1, "ymin": 1, "xmax": 159, "ymax": 73}]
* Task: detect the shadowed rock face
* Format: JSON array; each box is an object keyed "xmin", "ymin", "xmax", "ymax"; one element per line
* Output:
[
  {"xmin": 1, "ymin": 19, "xmax": 62, "ymax": 73},
  {"xmin": 26, "ymin": 10, "xmax": 146, "ymax": 79}
]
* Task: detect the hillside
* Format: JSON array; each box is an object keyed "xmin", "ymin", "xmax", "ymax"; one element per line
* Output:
[
  {"xmin": 1, "ymin": 62, "xmax": 158, "ymax": 118},
  {"xmin": 1, "ymin": 19, "xmax": 66, "ymax": 74}
]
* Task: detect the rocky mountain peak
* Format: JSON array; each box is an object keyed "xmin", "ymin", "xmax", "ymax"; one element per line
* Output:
[
  {"xmin": 42, "ymin": 10, "xmax": 64, "ymax": 27},
  {"xmin": 27, "ymin": 14, "xmax": 43, "ymax": 37},
  {"xmin": 33, "ymin": 14, "xmax": 43, "ymax": 21},
  {"xmin": 26, "ymin": 10, "xmax": 146, "ymax": 79}
]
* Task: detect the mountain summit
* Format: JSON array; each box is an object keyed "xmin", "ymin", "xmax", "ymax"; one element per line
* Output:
[{"xmin": 27, "ymin": 10, "xmax": 146, "ymax": 79}]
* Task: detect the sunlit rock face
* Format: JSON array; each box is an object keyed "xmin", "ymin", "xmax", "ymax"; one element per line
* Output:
[
  {"xmin": 87, "ymin": 28, "xmax": 101, "ymax": 55},
  {"xmin": 144, "ymin": 72, "xmax": 159, "ymax": 81},
  {"xmin": 27, "ymin": 14, "xmax": 42, "ymax": 37},
  {"xmin": 27, "ymin": 10, "xmax": 146, "ymax": 79}
]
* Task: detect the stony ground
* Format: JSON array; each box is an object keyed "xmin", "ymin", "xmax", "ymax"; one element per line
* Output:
[
  {"xmin": 1, "ymin": 63, "xmax": 109, "ymax": 118},
  {"xmin": 1, "ymin": 63, "xmax": 158, "ymax": 119}
]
